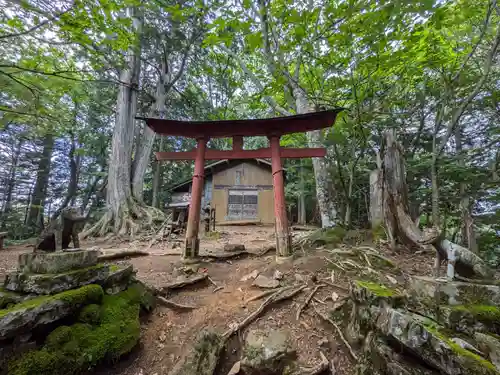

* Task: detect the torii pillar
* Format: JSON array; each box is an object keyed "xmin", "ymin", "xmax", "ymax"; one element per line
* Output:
[{"xmin": 138, "ymin": 109, "xmax": 342, "ymax": 261}]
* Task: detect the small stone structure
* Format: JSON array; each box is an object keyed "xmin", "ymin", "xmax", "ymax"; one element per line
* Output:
[
  {"xmin": 346, "ymin": 277, "xmax": 500, "ymax": 375},
  {"xmin": 0, "ymin": 249, "xmax": 153, "ymax": 375}
]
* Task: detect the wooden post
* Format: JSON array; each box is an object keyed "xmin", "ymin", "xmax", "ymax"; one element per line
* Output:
[
  {"xmin": 184, "ymin": 137, "xmax": 206, "ymax": 259},
  {"xmin": 269, "ymin": 135, "xmax": 292, "ymax": 259}
]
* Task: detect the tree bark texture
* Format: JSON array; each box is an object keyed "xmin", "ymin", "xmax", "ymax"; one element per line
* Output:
[
  {"xmin": 297, "ymin": 161, "xmax": 306, "ymax": 225},
  {"xmin": 455, "ymin": 127, "xmax": 478, "ymax": 253},
  {"xmin": 27, "ymin": 133, "xmax": 55, "ymax": 231},
  {"xmin": 369, "ymin": 168, "xmax": 383, "ymax": 229},
  {"xmin": 382, "ymin": 130, "xmax": 492, "ymax": 279},
  {"xmin": 152, "ymin": 136, "xmax": 164, "ymax": 208}
]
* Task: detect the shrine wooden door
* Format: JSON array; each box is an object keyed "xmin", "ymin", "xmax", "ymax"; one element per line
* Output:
[{"xmin": 227, "ymin": 190, "xmax": 258, "ymax": 220}]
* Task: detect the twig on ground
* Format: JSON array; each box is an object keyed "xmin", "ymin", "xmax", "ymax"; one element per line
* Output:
[
  {"xmin": 323, "ymin": 256, "xmax": 346, "ymax": 271},
  {"xmin": 362, "ymin": 252, "xmax": 372, "ymax": 267},
  {"xmin": 296, "ymin": 284, "xmax": 325, "ymax": 320},
  {"xmin": 207, "ymin": 276, "xmax": 224, "ymax": 292},
  {"xmin": 157, "ymin": 296, "xmax": 197, "ymax": 310},
  {"xmin": 312, "ymin": 296, "xmax": 326, "ymax": 305},
  {"xmin": 244, "ymin": 287, "xmax": 291, "ymax": 304},
  {"xmin": 223, "ymin": 284, "xmax": 307, "ymax": 339},
  {"xmin": 322, "ymin": 281, "xmax": 349, "ymax": 293},
  {"xmin": 290, "ymin": 352, "xmax": 329, "ymax": 375},
  {"xmin": 312, "ymin": 302, "xmax": 358, "ymax": 360}
]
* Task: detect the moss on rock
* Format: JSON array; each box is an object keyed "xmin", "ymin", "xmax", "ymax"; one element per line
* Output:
[
  {"xmin": 78, "ymin": 304, "xmax": 101, "ymax": 325},
  {"xmin": 8, "ymin": 285, "xmax": 143, "ymax": 375},
  {"xmin": 308, "ymin": 227, "xmax": 347, "ymax": 246},
  {"xmin": 355, "ymin": 281, "xmax": 396, "ymax": 297}
]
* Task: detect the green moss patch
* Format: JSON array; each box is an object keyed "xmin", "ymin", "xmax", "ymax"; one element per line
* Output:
[
  {"xmin": 452, "ymin": 305, "xmax": 500, "ymax": 322},
  {"xmin": 9, "ymin": 284, "xmax": 144, "ymax": 375},
  {"xmin": 78, "ymin": 304, "xmax": 101, "ymax": 325},
  {"xmin": 355, "ymin": 281, "xmax": 396, "ymax": 297},
  {"xmin": 0, "ymin": 284, "xmax": 103, "ymax": 318},
  {"xmin": 308, "ymin": 227, "xmax": 347, "ymax": 246},
  {"xmin": 422, "ymin": 321, "xmax": 498, "ymax": 374}
]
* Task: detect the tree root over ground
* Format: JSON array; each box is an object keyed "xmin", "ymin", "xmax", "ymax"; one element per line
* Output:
[
  {"xmin": 81, "ymin": 197, "xmax": 167, "ymax": 240},
  {"xmin": 157, "ymin": 296, "xmax": 197, "ymax": 310}
]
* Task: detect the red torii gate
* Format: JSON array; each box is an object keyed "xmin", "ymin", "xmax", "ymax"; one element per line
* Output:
[{"xmin": 139, "ymin": 109, "xmax": 342, "ymax": 260}]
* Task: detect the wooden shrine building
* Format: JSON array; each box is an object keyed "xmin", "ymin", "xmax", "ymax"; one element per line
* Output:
[
  {"xmin": 167, "ymin": 158, "xmax": 276, "ymax": 225},
  {"xmin": 139, "ymin": 109, "xmax": 342, "ymax": 260}
]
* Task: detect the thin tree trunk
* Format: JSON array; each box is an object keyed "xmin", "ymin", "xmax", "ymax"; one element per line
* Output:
[
  {"xmin": 455, "ymin": 127, "xmax": 477, "ymax": 253},
  {"xmin": 131, "ymin": 59, "xmax": 168, "ymax": 201},
  {"xmin": 294, "ymin": 87, "xmax": 337, "ymax": 227},
  {"xmin": 369, "ymin": 168, "xmax": 383, "ymax": 229},
  {"xmin": 297, "ymin": 160, "xmax": 306, "ymax": 225},
  {"xmin": 51, "ymin": 137, "xmax": 80, "ymax": 221},
  {"xmin": 152, "ymin": 136, "xmax": 164, "ymax": 208},
  {"xmin": 1, "ymin": 138, "xmax": 23, "ymax": 225},
  {"xmin": 27, "ymin": 133, "xmax": 55, "ymax": 231}
]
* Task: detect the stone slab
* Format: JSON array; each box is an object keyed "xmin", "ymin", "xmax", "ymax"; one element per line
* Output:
[
  {"xmin": 409, "ymin": 276, "xmax": 500, "ymax": 306},
  {"xmin": 18, "ymin": 250, "xmax": 99, "ymax": 274},
  {"xmin": 4, "ymin": 264, "xmax": 110, "ymax": 295}
]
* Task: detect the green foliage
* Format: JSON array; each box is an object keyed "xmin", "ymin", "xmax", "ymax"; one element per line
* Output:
[{"xmin": 9, "ymin": 286, "xmax": 143, "ymax": 375}]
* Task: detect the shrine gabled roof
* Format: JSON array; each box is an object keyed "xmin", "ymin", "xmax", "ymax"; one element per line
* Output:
[{"xmin": 137, "ymin": 109, "xmax": 343, "ymax": 138}]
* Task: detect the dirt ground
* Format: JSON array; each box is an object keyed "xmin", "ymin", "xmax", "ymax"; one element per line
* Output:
[{"xmin": 0, "ymin": 225, "xmax": 436, "ymax": 375}]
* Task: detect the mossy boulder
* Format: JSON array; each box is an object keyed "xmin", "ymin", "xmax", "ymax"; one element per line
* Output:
[
  {"xmin": 374, "ymin": 307, "xmax": 498, "ymax": 375},
  {"xmin": 351, "ymin": 280, "xmax": 404, "ymax": 307},
  {"xmin": 103, "ymin": 264, "xmax": 134, "ymax": 295},
  {"xmin": 438, "ymin": 305, "xmax": 500, "ymax": 334},
  {"xmin": 0, "ymin": 284, "xmax": 103, "ymax": 340},
  {"xmin": 4, "ymin": 264, "xmax": 110, "ymax": 295},
  {"xmin": 78, "ymin": 304, "xmax": 101, "ymax": 325},
  {"xmin": 8, "ymin": 284, "xmax": 145, "ymax": 375}
]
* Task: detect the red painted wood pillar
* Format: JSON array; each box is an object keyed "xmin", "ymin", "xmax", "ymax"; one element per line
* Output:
[
  {"xmin": 233, "ymin": 136, "xmax": 243, "ymax": 151},
  {"xmin": 269, "ymin": 135, "xmax": 292, "ymax": 258},
  {"xmin": 184, "ymin": 137, "xmax": 206, "ymax": 259}
]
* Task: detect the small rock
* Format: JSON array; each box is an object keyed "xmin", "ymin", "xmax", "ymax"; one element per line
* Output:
[
  {"xmin": 159, "ymin": 331, "xmax": 167, "ymax": 343},
  {"xmin": 386, "ymin": 275, "xmax": 398, "ymax": 285},
  {"xmin": 294, "ymin": 273, "xmax": 305, "ymax": 282},
  {"xmin": 227, "ymin": 361, "xmax": 241, "ymax": 375},
  {"xmin": 224, "ymin": 244, "xmax": 246, "ymax": 252},
  {"xmin": 331, "ymin": 292, "xmax": 339, "ymax": 302},
  {"xmin": 317, "ymin": 337, "xmax": 329, "ymax": 348},
  {"xmin": 241, "ymin": 328, "xmax": 296, "ymax": 375},
  {"xmin": 240, "ymin": 270, "xmax": 260, "ymax": 282},
  {"xmin": 273, "ymin": 270, "xmax": 284, "ymax": 280},
  {"xmin": 253, "ymin": 275, "xmax": 280, "ymax": 289}
]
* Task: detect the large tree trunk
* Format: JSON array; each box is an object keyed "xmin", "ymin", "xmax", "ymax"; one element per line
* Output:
[
  {"xmin": 383, "ymin": 130, "xmax": 492, "ymax": 279},
  {"xmin": 82, "ymin": 7, "xmax": 164, "ymax": 238},
  {"xmin": 294, "ymin": 87, "xmax": 337, "ymax": 227},
  {"xmin": 27, "ymin": 133, "xmax": 55, "ymax": 231}
]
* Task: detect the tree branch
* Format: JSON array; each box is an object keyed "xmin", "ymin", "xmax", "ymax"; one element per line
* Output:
[{"xmin": 218, "ymin": 45, "xmax": 292, "ymax": 116}]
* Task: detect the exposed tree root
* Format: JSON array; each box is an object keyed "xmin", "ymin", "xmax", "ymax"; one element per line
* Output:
[
  {"xmin": 244, "ymin": 288, "xmax": 285, "ymax": 304},
  {"xmin": 312, "ymin": 302, "xmax": 358, "ymax": 360},
  {"xmin": 97, "ymin": 249, "xmax": 150, "ymax": 261},
  {"xmin": 157, "ymin": 296, "xmax": 197, "ymax": 310},
  {"xmin": 160, "ymin": 274, "xmax": 208, "ymax": 293},
  {"xmin": 223, "ymin": 284, "xmax": 307, "ymax": 339},
  {"xmin": 81, "ymin": 197, "xmax": 166, "ymax": 240},
  {"xmin": 296, "ymin": 284, "xmax": 325, "ymax": 320}
]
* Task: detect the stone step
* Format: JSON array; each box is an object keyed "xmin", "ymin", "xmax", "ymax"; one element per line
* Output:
[{"xmin": 18, "ymin": 250, "xmax": 99, "ymax": 274}]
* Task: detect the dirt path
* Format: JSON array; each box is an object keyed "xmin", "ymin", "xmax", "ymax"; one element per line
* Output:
[{"xmin": 0, "ymin": 226, "xmax": 435, "ymax": 375}]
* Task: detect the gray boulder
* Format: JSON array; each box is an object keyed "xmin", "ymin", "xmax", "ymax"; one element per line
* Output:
[
  {"xmin": 241, "ymin": 328, "xmax": 296, "ymax": 375},
  {"xmin": 475, "ymin": 333, "xmax": 500, "ymax": 372},
  {"xmin": 4, "ymin": 264, "xmax": 110, "ymax": 295}
]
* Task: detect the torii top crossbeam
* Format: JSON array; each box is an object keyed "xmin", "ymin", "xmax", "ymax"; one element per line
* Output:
[
  {"xmin": 137, "ymin": 109, "xmax": 341, "ymax": 138},
  {"xmin": 139, "ymin": 108, "xmax": 342, "ymax": 262}
]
